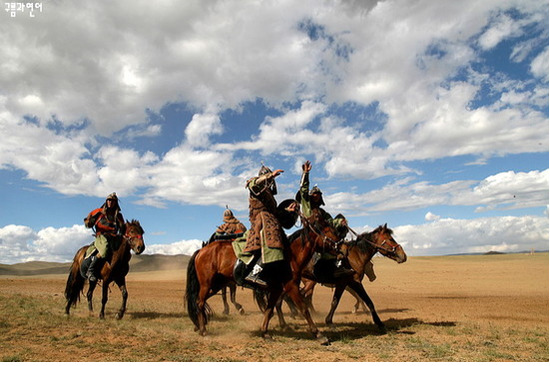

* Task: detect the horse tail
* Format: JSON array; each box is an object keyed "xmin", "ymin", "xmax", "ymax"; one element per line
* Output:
[
  {"xmin": 185, "ymin": 249, "xmax": 212, "ymax": 328},
  {"xmin": 64, "ymin": 249, "xmax": 86, "ymax": 309}
]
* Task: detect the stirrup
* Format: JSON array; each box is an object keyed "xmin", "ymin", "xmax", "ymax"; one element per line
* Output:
[
  {"xmin": 245, "ymin": 264, "xmax": 267, "ymax": 288},
  {"xmin": 245, "ymin": 273, "xmax": 268, "ymax": 288}
]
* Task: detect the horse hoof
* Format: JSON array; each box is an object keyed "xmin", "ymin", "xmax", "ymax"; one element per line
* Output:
[
  {"xmin": 200, "ymin": 330, "xmax": 208, "ymax": 336},
  {"xmin": 115, "ymin": 313, "xmax": 124, "ymax": 320},
  {"xmin": 238, "ymin": 308, "xmax": 245, "ymax": 315},
  {"xmin": 318, "ymin": 336, "xmax": 331, "ymax": 346},
  {"xmin": 262, "ymin": 333, "xmax": 273, "ymax": 340}
]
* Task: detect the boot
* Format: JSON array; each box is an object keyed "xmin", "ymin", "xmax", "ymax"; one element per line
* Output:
[
  {"xmin": 245, "ymin": 263, "xmax": 267, "ymax": 288},
  {"xmin": 86, "ymin": 255, "xmax": 100, "ymax": 282}
]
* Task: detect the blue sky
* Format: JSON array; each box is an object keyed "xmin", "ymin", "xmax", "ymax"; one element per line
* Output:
[{"xmin": 0, "ymin": 0, "xmax": 548, "ymax": 264}]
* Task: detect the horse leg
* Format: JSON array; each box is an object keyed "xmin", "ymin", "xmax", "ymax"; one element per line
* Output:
[
  {"xmin": 99, "ymin": 282, "xmax": 109, "ymax": 320},
  {"xmin": 115, "ymin": 278, "xmax": 128, "ymax": 320},
  {"xmin": 197, "ymin": 285, "xmax": 211, "ymax": 336},
  {"xmin": 221, "ymin": 286, "xmax": 230, "ymax": 315},
  {"xmin": 86, "ymin": 281, "xmax": 97, "ymax": 317},
  {"xmin": 348, "ymin": 287, "xmax": 368, "ymax": 314},
  {"xmin": 325, "ymin": 284, "xmax": 346, "ymax": 325},
  {"xmin": 229, "ymin": 282, "xmax": 245, "ymax": 315},
  {"xmin": 346, "ymin": 280, "xmax": 386, "ymax": 333},
  {"xmin": 284, "ymin": 282, "xmax": 330, "ymax": 345},
  {"xmin": 260, "ymin": 286, "xmax": 283, "ymax": 339},
  {"xmin": 284, "ymin": 294, "xmax": 298, "ymax": 319},
  {"xmin": 275, "ymin": 294, "xmax": 289, "ymax": 330},
  {"xmin": 301, "ymin": 280, "xmax": 317, "ymax": 314}
]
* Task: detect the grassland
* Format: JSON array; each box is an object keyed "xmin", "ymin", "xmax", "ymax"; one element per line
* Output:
[{"xmin": 0, "ymin": 253, "xmax": 547, "ymax": 362}]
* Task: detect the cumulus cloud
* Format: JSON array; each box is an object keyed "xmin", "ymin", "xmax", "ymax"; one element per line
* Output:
[
  {"xmin": 0, "ymin": 224, "xmax": 91, "ymax": 264},
  {"xmin": 394, "ymin": 215, "xmax": 549, "ymax": 256},
  {"xmin": 425, "ymin": 212, "xmax": 441, "ymax": 221},
  {"xmin": 2, "ymin": 213, "xmax": 547, "ymax": 263},
  {"xmin": 0, "ymin": 0, "xmax": 546, "ymax": 202},
  {"xmin": 145, "ymin": 240, "xmax": 203, "ymax": 257},
  {"xmin": 327, "ymin": 169, "xmax": 548, "ymax": 215}
]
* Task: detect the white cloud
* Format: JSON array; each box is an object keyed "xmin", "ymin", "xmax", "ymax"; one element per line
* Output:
[
  {"xmin": 327, "ymin": 169, "xmax": 548, "ymax": 215},
  {"xmin": 185, "ymin": 113, "xmax": 223, "ymax": 147},
  {"xmin": 145, "ymin": 240, "xmax": 203, "ymax": 257},
  {"xmin": 0, "ymin": 224, "xmax": 90, "ymax": 264},
  {"xmin": 530, "ymin": 47, "xmax": 549, "ymax": 81},
  {"xmin": 2, "ymin": 213, "xmax": 547, "ymax": 264},
  {"xmin": 394, "ymin": 215, "xmax": 549, "ymax": 256},
  {"xmin": 425, "ymin": 212, "xmax": 441, "ymax": 221}
]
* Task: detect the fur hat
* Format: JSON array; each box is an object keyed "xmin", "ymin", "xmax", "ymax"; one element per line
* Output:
[{"xmin": 223, "ymin": 208, "xmax": 235, "ymax": 223}]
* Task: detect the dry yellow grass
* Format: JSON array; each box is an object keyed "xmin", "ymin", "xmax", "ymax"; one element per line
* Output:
[{"xmin": 0, "ymin": 253, "xmax": 547, "ymax": 362}]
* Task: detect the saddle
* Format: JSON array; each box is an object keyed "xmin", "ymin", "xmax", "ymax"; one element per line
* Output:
[{"xmin": 312, "ymin": 254, "xmax": 355, "ymax": 284}]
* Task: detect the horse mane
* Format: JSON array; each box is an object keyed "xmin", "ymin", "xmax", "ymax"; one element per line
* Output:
[
  {"xmin": 126, "ymin": 219, "xmax": 144, "ymax": 234},
  {"xmin": 348, "ymin": 225, "xmax": 392, "ymax": 253},
  {"xmin": 287, "ymin": 228, "xmax": 305, "ymax": 245}
]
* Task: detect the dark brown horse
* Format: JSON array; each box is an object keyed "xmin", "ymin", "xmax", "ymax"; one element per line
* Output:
[
  {"xmin": 302, "ymin": 224, "xmax": 407, "ymax": 326},
  {"xmin": 185, "ymin": 216, "xmax": 342, "ymax": 344},
  {"xmin": 264, "ymin": 224, "xmax": 406, "ymax": 331},
  {"xmin": 64, "ymin": 220, "xmax": 145, "ymax": 319}
]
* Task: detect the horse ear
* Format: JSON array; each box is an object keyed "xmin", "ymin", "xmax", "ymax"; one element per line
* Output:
[{"xmin": 384, "ymin": 223, "xmax": 387, "ymax": 229}]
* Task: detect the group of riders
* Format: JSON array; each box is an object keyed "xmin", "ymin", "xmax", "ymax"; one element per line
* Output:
[{"xmin": 82, "ymin": 161, "xmax": 373, "ymax": 288}]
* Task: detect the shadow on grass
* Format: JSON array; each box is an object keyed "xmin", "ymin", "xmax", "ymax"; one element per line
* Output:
[
  {"xmin": 130, "ymin": 311, "xmax": 184, "ymax": 319},
  {"xmin": 255, "ymin": 316, "xmax": 457, "ymax": 343}
]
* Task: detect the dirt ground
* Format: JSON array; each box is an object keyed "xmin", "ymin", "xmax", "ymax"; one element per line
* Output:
[{"xmin": 0, "ymin": 253, "xmax": 548, "ymax": 362}]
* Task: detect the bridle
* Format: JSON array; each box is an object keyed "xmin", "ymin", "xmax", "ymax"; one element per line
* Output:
[
  {"xmin": 298, "ymin": 212, "xmax": 343, "ymax": 253},
  {"xmin": 347, "ymin": 225, "xmax": 399, "ymax": 254},
  {"xmin": 123, "ymin": 226, "xmax": 144, "ymax": 252}
]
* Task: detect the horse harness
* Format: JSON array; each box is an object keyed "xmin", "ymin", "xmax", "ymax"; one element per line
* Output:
[{"xmin": 298, "ymin": 212, "xmax": 343, "ymax": 254}]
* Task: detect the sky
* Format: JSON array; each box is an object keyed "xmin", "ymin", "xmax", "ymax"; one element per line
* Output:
[{"xmin": 0, "ymin": 0, "xmax": 548, "ymax": 264}]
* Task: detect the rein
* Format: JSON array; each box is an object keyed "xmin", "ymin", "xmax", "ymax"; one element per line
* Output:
[
  {"xmin": 123, "ymin": 227, "xmax": 143, "ymax": 250},
  {"xmin": 346, "ymin": 224, "xmax": 398, "ymax": 254},
  {"xmin": 298, "ymin": 212, "xmax": 342, "ymax": 253}
]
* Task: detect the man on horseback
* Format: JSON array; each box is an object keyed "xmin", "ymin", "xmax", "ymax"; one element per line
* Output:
[
  {"xmin": 216, "ymin": 208, "xmax": 247, "ymax": 238},
  {"xmin": 204, "ymin": 207, "xmax": 247, "ymax": 246},
  {"xmin": 296, "ymin": 161, "xmax": 355, "ymax": 279},
  {"xmin": 83, "ymin": 192, "xmax": 125, "ymax": 282},
  {"xmin": 241, "ymin": 165, "xmax": 299, "ymax": 287}
]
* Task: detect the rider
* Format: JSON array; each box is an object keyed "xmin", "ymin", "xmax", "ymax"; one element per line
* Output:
[
  {"xmin": 216, "ymin": 207, "xmax": 247, "ymax": 236},
  {"xmin": 242, "ymin": 164, "xmax": 298, "ymax": 287},
  {"xmin": 204, "ymin": 207, "xmax": 247, "ymax": 246},
  {"xmin": 83, "ymin": 192, "xmax": 125, "ymax": 282},
  {"xmin": 296, "ymin": 161, "xmax": 348, "ymax": 237},
  {"xmin": 296, "ymin": 161, "xmax": 355, "ymax": 278}
]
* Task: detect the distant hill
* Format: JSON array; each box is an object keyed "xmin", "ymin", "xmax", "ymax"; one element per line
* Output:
[{"xmin": 0, "ymin": 254, "xmax": 191, "ymax": 276}]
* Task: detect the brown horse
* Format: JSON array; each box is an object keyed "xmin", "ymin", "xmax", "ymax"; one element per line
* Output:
[
  {"xmin": 305, "ymin": 224, "xmax": 406, "ymax": 327},
  {"xmin": 185, "ymin": 216, "xmax": 342, "ymax": 344},
  {"xmin": 266, "ymin": 224, "xmax": 406, "ymax": 331},
  {"xmin": 64, "ymin": 220, "xmax": 145, "ymax": 319}
]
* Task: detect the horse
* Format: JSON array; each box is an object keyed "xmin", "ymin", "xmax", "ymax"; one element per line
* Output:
[
  {"xmin": 185, "ymin": 215, "xmax": 342, "ymax": 344},
  {"xmin": 64, "ymin": 220, "xmax": 145, "ymax": 319},
  {"xmin": 302, "ymin": 224, "xmax": 406, "ymax": 325},
  {"xmin": 262, "ymin": 224, "xmax": 406, "ymax": 331},
  {"xmin": 201, "ymin": 240, "xmax": 245, "ymax": 316}
]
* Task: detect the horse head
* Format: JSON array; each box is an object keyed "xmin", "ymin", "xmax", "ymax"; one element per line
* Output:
[
  {"xmin": 124, "ymin": 219, "xmax": 145, "ymax": 255},
  {"xmin": 360, "ymin": 223, "xmax": 406, "ymax": 263},
  {"xmin": 302, "ymin": 213, "xmax": 343, "ymax": 254}
]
